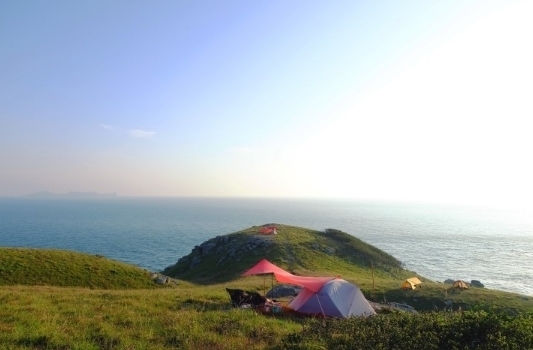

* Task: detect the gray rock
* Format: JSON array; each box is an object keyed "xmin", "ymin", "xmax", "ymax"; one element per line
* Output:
[
  {"xmin": 156, "ymin": 275, "xmax": 169, "ymax": 285},
  {"xmin": 266, "ymin": 284, "xmax": 302, "ymax": 298},
  {"xmin": 444, "ymin": 279, "xmax": 454, "ymax": 284},
  {"xmin": 471, "ymin": 280, "xmax": 484, "ymax": 288},
  {"xmin": 200, "ymin": 242, "xmax": 217, "ymax": 255},
  {"xmin": 389, "ymin": 302, "xmax": 418, "ymax": 313},
  {"xmin": 189, "ymin": 256, "xmax": 201, "ymax": 268},
  {"xmin": 324, "ymin": 247, "xmax": 336, "ymax": 255}
]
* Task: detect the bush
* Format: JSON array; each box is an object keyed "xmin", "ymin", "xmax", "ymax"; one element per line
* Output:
[{"xmin": 276, "ymin": 310, "xmax": 533, "ymax": 350}]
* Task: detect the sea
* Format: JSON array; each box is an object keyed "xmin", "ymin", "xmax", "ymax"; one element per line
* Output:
[{"xmin": 1, "ymin": 197, "xmax": 532, "ymax": 296}]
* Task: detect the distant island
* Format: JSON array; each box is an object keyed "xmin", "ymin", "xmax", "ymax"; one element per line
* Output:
[{"xmin": 24, "ymin": 191, "xmax": 118, "ymax": 198}]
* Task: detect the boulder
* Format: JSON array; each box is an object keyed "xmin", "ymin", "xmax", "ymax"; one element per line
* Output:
[
  {"xmin": 266, "ymin": 284, "xmax": 302, "ymax": 298},
  {"xmin": 471, "ymin": 280, "xmax": 484, "ymax": 288},
  {"xmin": 443, "ymin": 279, "xmax": 454, "ymax": 284},
  {"xmin": 156, "ymin": 275, "xmax": 169, "ymax": 284}
]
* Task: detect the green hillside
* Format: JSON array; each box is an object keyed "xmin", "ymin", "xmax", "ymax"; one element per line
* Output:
[
  {"xmin": 0, "ymin": 248, "xmax": 158, "ymax": 289},
  {"xmin": 163, "ymin": 224, "xmax": 415, "ymax": 283},
  {"xmin": 1, "ymin": 226, "xmax": 533, "ymax": 349},
  {"xmin": 163, "ymin": 224, "xmax": 533, "ymax": 313}
]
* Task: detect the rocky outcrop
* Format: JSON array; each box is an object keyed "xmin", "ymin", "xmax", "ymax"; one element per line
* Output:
[
  {"xmin": 311, "ymin": 243, "xmax": 336, "ymax": 256},
  {"xmin": 471, "ymin": 280, "xmax": 484, "ymax": 288},
  {"xmin": 170, "ymin": 233, "xmax": 274, "ymax": 272}
]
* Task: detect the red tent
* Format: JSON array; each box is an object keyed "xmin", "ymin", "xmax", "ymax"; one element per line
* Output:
[
  {"xmin": 242, "ymin": 259, "xmax": 335, "ymax": 293},
  {"xmin": 242, "ymin": 259, "xmax": 291, "ymax": 277},
  {"xmin": 259, "ymin": 226, "xmax": 277, "ymax": 234},
  {"xmin": 275, "ymin": 274, "xmax": 335, "ymax": 293}
]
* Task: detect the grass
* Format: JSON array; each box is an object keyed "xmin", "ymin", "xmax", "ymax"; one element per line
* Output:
[
  {"xmin": 163, "ymin": 225, "xmax": 413, "ymax": 284},
  {"xmin": 0, "ymin": 248, "xmax": 157, "ymax": 289},
  {"xmin": 0, "ymin": 284, "xmax": 304, "ymax": 349},
  {"xmin": 1, "ymin": 224, "xmax": 533, "ymax": 348},
  {"xmin": 1, "ymin": 279, "xmax": 532, "ymax": 349}
]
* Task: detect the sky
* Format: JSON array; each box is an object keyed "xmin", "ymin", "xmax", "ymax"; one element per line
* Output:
[{"xmin": 1, "ymin": 0, "xmax": 532, "ymax": 207}]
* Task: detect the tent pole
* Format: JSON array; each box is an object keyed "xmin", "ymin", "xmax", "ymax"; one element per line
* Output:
[
  {"xmin": 316, "ymin": 294, "xmax": 326, "ymax": 318},
  {"xmin": 371, "ymin": 262, "xmax": 375, "ymax": 302},
  {"xmin": 271, "ymin": 274, "xmax": 274, "ymax": 296}
]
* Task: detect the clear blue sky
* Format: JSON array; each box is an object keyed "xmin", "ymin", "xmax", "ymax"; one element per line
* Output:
[{"xmin": 1, "ymin": 1, "xmax": 532, "ymax": 207}]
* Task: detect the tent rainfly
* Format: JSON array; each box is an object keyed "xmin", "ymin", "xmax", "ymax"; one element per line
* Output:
[
  {"xmin": 452, "ymin": 280, "xmax": 469, "ymax": 289},
  {"xmin": 401, "ymin": 277, "xmax": 422, "ymax": 290},
  {"xmin": 242, "ymin": 259, "xmax": 335, "ymax": 293}
]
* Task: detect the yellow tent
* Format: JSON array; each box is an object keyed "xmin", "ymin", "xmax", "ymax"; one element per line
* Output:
[
  {"xmin": 452, "ymin": 280, "xmax": 469, "ymax": 289},
  {"xmin": 401, "ymin": 277, "xmax": 422, "ymax": 290}
]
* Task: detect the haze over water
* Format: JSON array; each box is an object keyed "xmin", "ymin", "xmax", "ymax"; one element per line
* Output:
[{"xmin": 1, "ymin": 197, "xmax": 531, "ymax": 297}]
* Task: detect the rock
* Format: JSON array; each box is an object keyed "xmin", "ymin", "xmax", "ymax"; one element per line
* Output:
[
  {"xmin": 266, "ymin": 284, "xmax": 302, "ymax": 298},
  {"xmin": 471, "ymin": 280, "xmax": 484, "ymax": 288},
  {"xmin": 156, "ymin": 275, "xmax": 169, "ymax": 284},
  {"xmin": 199, "ymin": 242, "xmax": 217, "ymax": 255},
  {"xmin": 389, "ymin": 302, "xmax": 418, "ymax": 313},
  {"xmin": 324, "ymin": 247, "xmax": 336, "ymax": 255},
  {"xmin": 189, "ymin": 256, "xmax": 201, "ymax": 269},
  {"xmin": 443, "ymin": 279, "xmax": 454, "ymax": 284}
]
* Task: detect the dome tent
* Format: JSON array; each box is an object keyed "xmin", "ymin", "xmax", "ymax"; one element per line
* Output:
[
  {"xmin": 452, "ymin": 280, "xmax": 469, "ymax": 289},
  {"xmin": 401, "ymin": 277, "xmax": 422, "ymax": 290},
  {"xmin": 288, "ymin": 279, "xmax": 376, "ymax": 318}
]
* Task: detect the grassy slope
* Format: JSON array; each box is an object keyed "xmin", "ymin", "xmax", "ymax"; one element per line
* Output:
[
  {"xmin": 163, "ymin": 225, "xmax": 414, "ymax": 284},
  {"xmin": 0, "ymin": 248, "xmax": 157, "ymax": 289},
  {"xmin": 163, "ymin": 224, "xmax": 533, "ymax": 313},
  {"xmin": 0, "ymin": 284, "xmax": 304, "ymax": 350},
  {"xmin": 1, "ymin": 225, "xmax": 533, "ymax": 348},
  {"xmin": 1, "ymin": 282, "xmax": 532, "ymax": 349}
]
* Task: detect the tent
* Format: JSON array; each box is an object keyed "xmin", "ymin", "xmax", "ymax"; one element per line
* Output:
[
  {"xmin": 452, "ymin": 280, "xmax": 469, "ymax": 289},
  {"xmin": 288, "ymin": 279, "xmax": 376, "ymax": 318},
  {"xmin": 242, "ymin": 259, "xmax": 336, "ymax": 292},
  {"xmin": 242, "ymin": 259, "xmax": 335, "ymax": 294},
  {"xmin": 242, "ymin": 258, "xmax": 290, "ymax": 294},
  {"xmin": 242, "ymin": 259, "xmax": 374, "ymax": 318},
  {"xmin": 259, "ymin": 226, "xmax": 277, "ymax": 235},
  {"xmin": 242, "ymin": 259, "xmax": 292, "ymax": 277},
  {"xmin": 401, "ymin": 277, "xmax": 422, "ymax": 290}
]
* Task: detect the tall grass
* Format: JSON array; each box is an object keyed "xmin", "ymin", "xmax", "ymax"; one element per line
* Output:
[
  {"xmin": 2, "ymin": 226, "xmax": 533, "ymax": 349},
  {"xmin": 0, "ymin": 285, "xmax": 303, "ymax": 349},
  {"xmin": 2, "ymin": 283, "xmax": 532, "ymax": 349},
  {"xmin": 0, "ymin": 248, "xmax": 156, "ymax": 289}
]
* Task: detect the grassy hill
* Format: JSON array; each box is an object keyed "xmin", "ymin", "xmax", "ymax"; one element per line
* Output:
[
  {"xmin": 0, "ymin": 248, "xmax": 158, "ymax": 289},
  {"xmin": 163, "ymin": 224, "xmax": 415, "ymax": 283},
  {"xmin": 163, "ymin": 224, "xmax": 533, "ymax": 313},
  {"xmin": 1, "ymin": 225, "xmax": 533, "ymax": 349}
]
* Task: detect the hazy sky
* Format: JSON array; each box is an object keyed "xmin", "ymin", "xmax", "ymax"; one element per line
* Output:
[{"xmin": 1, "ymin": 1, "xmax": 532, "ymax": 207}]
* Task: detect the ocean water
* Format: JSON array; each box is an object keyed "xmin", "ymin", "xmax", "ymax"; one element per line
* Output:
[{"xmin": 0, "ymin": 197, "xmax": 532, "ymax": 296}]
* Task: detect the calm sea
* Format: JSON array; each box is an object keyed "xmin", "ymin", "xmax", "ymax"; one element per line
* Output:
[{"xmin": 1, "ymin": 197, "xmax": 532, "ymax": 296}]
